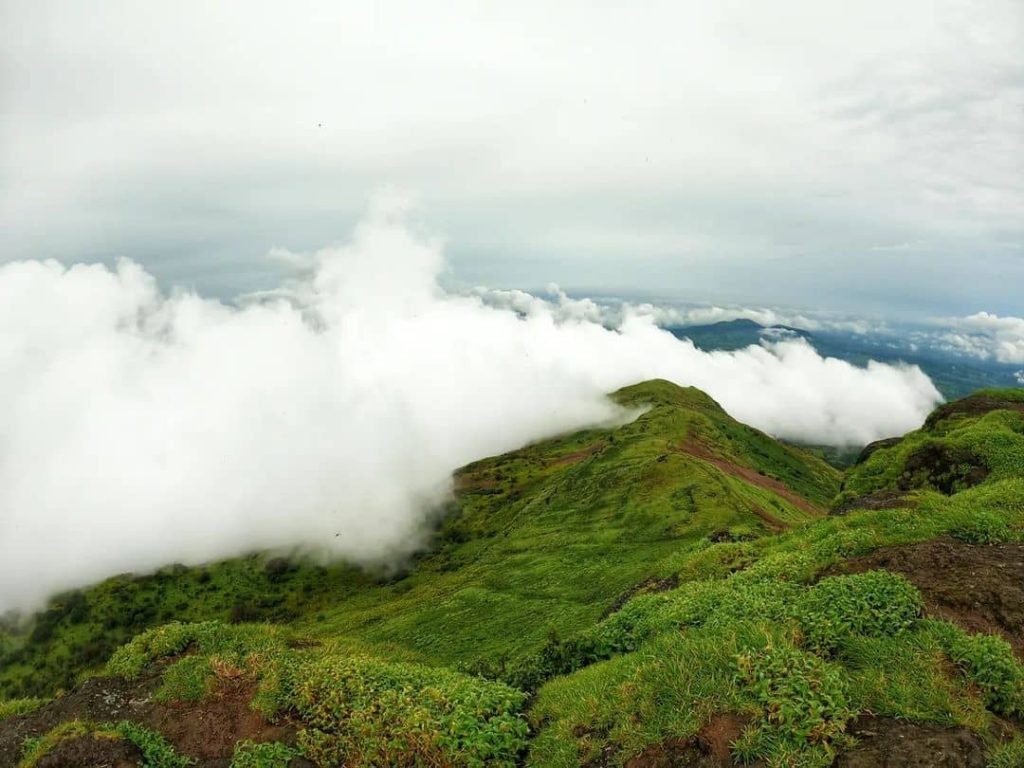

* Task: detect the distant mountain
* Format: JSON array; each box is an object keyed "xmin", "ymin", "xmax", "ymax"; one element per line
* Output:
[
  {"xmin": 668, "ymin": 317, "xmax": 812, "ymax": 351},
  {"xmin": 670, "ymin": 318, "xmax": 1023, "ymax": 401}
]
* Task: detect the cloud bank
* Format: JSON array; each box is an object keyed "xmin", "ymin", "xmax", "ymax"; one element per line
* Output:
[
  {"xmin": 939, "ymin": 312, "xmax": 1024, "ymax": 364},
  {"xmin": 0, "ymin": 206, "xmax": 941, "ymax": 612}
]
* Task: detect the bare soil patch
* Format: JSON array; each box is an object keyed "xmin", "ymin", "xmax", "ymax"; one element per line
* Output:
[
  {"xmin": 832, "ymin": 717, "xmax": 985, "ymax": 768},
  {"xmin": 831, "ymin": 490, "xmax": 917, "ymax": 517},
  {"xmin": 624, "ymin": 714, "xmax": 752, "ymax": 768},
  {"xmin": 0, "ymin": 673, "xmax": 296, "ymax": 768},
  {"xmin": 603, "ymin": 574, "xmax": 680, "ymax": 618},
  {"xmin": 834, "ymin": 538, "xmax": 1024, "ymax": 656},
  {"xmin": 679, "ymin": 441, "xmax": 822, "ymax": 517},
  {"xmin": 35, "ymin": 734, "xmax": 143, "ymax": 768}
]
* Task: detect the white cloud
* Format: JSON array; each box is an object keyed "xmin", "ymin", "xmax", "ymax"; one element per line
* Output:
[
  {"xmin": 472, "ymin": 287, "xmax": 879, "ymax": 335},
  {"xmin": 939, "ymin": 312, "xmax": 1024, "ymax": 364},
  {"xmin": 0, "ymin": 204, "xmax": 942, "ymax": 612}
]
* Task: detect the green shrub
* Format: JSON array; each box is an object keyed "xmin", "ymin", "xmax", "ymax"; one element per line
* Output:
[
  {"xmin": 114, "ymin": 721, "xmax": 193, "ymax": 768},
  {"xmin": 283, "ymin": 654, "xmax": 527, "ymax": 767},
  {"xmin": 231, "ymin": 739, "xmax": 296, "ymax": 768},
  {"xmin": 156, "ymin": 655, "xmax": 214, "ymax": 703},
  {"xmin": 733, "ymin": 643, "xmax": 853, "ymax": 757},
  {"xmin": 935, "ymin": 622, "xmax": 1024, "ymax": 716},
  {"xmin": 795, "ymin": 571, "xmax": 922, "ymax": 653}
]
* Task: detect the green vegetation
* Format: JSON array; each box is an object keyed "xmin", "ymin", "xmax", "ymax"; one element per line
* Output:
[
  {"xmin": 17, "ymin": 720, "xmax": 189, "ymax": 768},
  {"xmin": 3, "ymin": 383, "xmax": 1024, "ymax": 766},
  {"xmin": 0, "ymin": 697, "xmax": 46, "ymax": 722},
  {"xmin": 839, "ymin": 390, "xmax": 1024, "ymax": 505},
  {"xmin": 231, "ymin": 740, "xmax": 297, "ymax": 768},
  {"xmin": 110, "ymin": 620, "xmax": 528, "ymax": 767}
]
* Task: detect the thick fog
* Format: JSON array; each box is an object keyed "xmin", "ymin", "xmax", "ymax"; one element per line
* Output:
[{"xmin": 0, "ymin": 205, "xmax": 941, "ymax": 611}]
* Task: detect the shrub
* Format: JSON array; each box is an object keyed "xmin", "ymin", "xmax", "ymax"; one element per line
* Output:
[
  {"xmin": 231, "ymin": 740, "xmax": 296, "ymax": 768},
  {"xmin": 935, "ymin": 622, "xmax": 1024, "ymax": 716},
  {"xmin": 734, "ymin": 643, "xmax": 853, "ymax": 757},
  {"xmin": 283, "ymin": 654, "xmax": 528, "ymax": 767},
  {"xmin": 795, "ymin": 571, "xmax": 922, "ymax": 653},
  {"xmin": 114, "ymin": 721, "xmax": 193, "ymax": 768}
]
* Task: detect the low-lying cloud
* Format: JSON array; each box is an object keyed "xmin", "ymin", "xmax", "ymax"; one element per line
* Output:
[
  {"xmin": 939, "ymin": 312, "xmax": 1024, "ymax": 365},
  {"xmin": 0, "ymin": 204, "xmax": 941, "ymax": 612}
]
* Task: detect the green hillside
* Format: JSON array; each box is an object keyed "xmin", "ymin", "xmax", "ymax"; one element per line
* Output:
[{"xmin": 4, "ymin": 383, "xmax": 1024, "ymax": 767}]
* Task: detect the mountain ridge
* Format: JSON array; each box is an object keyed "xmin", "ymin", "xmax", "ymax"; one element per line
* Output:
[{"xmin": 3, "ymin": 382, "xmax": 1024, "ymax": 766}]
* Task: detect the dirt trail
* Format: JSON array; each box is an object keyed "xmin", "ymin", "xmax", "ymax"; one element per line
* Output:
[
  {"xmin": 678, "ymin": 441, "xmax": 823, "ymax": 518},
  {"xmin": 834, "ymin": 538, "xmax": 1024, "ymax": 656}
]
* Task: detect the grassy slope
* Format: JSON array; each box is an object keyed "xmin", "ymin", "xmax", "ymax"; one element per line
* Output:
[
  {"xmin": 0, "ymin": 380, "xmax": 837, "ymax": 699},
  {"xmin": 7, "ymin": 385, "xmax": 1024, "ymax": 767}
]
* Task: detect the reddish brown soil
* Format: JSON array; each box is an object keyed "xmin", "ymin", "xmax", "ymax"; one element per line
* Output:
[
  {"xmin": 35, "ymin": 734, "xmax": 143, "ymax": 768},
  {"xmin": 143, "ymin": 679, "xmax": 294, "ymax": 762},
  {"xmin": 834, "ymin": 538, "xmax": 1024, "ymax": 656},
  {"xmin": 679, "ymin": 441, "xmax": 823, "ymax": 518},
  {"xmin": 749, "ymin": 505, "xmax": 788, "ymax": 533},
  {"xmin": 832, "ymin": 717, "xmax": 985, "ymax": 767},
  {"xmin": 549, "ymin": 441, "xmax": 607, "ymax": 467},
  {"xmin": 0, "ymin": 673, "xmax": 297, "ymax": 768},
  {"xmin": 624, "ymin": 714, "xmax": 752, "ymax": 768}
]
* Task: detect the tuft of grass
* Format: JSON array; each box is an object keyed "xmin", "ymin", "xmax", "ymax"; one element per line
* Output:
[
  {"xmin": 0, "ymin": 697, "xmax": 47, "ymax": 721},
  {"xmin": 18, "ymin": 721, "xmax": 103, "ymax": 768}
]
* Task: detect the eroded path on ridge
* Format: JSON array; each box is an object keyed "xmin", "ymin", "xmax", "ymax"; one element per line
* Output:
[{"xmin": 678, "ymin": 441, "xmax": 824, "ymax": 519}]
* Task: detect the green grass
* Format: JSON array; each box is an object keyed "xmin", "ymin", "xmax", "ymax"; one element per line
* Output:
[
  {"xmin": 0, "ymin": 697, "xmax": 47, "ymax": 721},
  {"xmin": 840, "ymin": 392, "xmax": 1024, "ymax": 504}
]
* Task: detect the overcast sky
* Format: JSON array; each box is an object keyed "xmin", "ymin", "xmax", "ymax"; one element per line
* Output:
[{"xmin": 1, "ymin": 0, "xmax": 1021, "ymax": 316}]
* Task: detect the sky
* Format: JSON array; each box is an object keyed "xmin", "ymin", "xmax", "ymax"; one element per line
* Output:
[{"xmin": 1, "ymin": 0, "xmax": 1022, "ymax": 316}]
